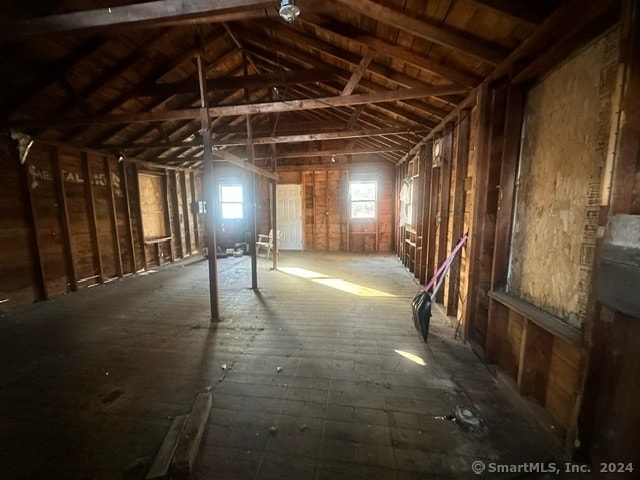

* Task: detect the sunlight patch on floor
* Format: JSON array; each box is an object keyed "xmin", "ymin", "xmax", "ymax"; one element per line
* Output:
[
  {"xmin": 279, "ymin": 266, "xmax": 394, "ymax": 297},
  {"xmin": 395, "ymin": 349, "xmax": 427, "ymax": 366}
]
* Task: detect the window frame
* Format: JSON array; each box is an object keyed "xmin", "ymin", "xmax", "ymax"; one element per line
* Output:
[
  {"xmin": 219, "ymin": 183, "xmax": 244, "ymax": 220},
  {"xmin": 349, "ymin": 180, "xmax": 378, "ymax": 220}
]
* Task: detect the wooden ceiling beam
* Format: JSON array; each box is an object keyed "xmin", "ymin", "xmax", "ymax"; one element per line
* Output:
[
  {"xmin": 341, "ymin": 48, "xmax": 375, "ymax": 96},
  {"xmin": 139, "ymin": 68, "xmax": 336, "ymax": 98},
  {"xmin": 333, "ymin": 0, "xmax": 509, "ymax": 66},
  {"xmin": 101, "ymin": 125, "xmax": 426, "ymax": 151},
  {"xmin": 512, "ymin": 0, "xmax": 620, "ymax": 84},
  {"xmin": 237, "ymin": 25, "xmax": 459, "ymax": 121},
  {"xmin": 0, "ymin": 0, "xmax": 272, "ymax": 41},
  {"xmin": 8, "ymin": 84, "xmax": 466, "ymax": 128},
  {"xmin": 251, "ymin": 145, "xmax": 404, "ymax": 160},
  {"xmin": 299, "ymin": 13, "xmax": 482, "ymax": 88},
  {"xmin": 1, "ymin": 35, "xmax": 105, "ymax": 116},
  {"xmin": 471, "ymin": 0, "xmax": 552, "ymax": 25},
  {"xmin": 47, "ymin": 29, "xmax": 171, "ymax": 121},
  {"xmin": 242, "ymin": 21, "xmax": 468, "ymax": 119},
  {"xmin": 214, "ymin": 126, "xmax": 427, "ymax": 146},
  {"xmin": 81, "ymin": 34, "xmax": 236, "ymax": 145}
]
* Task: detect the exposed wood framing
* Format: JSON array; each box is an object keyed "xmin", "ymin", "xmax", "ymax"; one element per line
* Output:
[
  {"xmin": 446, "ymin": 109, "xmax": 471, "ymax": 316},
  {"xmin": 6, "ymin": 85, "xmax": 468, "ymax": 129},
  {"xmin": 52, "ymin": 147, "xmax": 78, "ymax": 291},
  {"xmin": 105, "ymin": 157, "xmax": 124, "ymax": 278},
  {"xmin": 83, "ymin": 153, "xmax": 104, "ymax": 282},
  {"xmin": 485, "ymin": 83, "xmax": 525, "ymax": 363},
  {"xmin": 334, "ymin": 0, "xmax": 508, "ymax": 65},
  {"xmin": 435, "ymin": 123, "xmax": 454, "ymax": 304}
]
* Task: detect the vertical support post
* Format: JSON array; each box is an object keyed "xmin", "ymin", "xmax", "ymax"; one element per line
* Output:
[
  {"xmin": 447, "ymin": 109, "xmax": 471, "ymax": 316},
  {"xmin": 105, "ymin": 156, "xmax": 124, "ymax": 278},
  {"xmin": 121, "ymin": 160, "xmax": 138, "ymax": 273},
  {"xmin": 271, "ymin": 148, "xmax": 278, "ymax": 270},
  {"xmin": 52, "ymin": 147, "xmax": 78, "ymax": 291},
  {"xmin": 84, "ymin": 153, "xmax": 104, "ymax": 282},
  {"xmin": 163, "ymin": 172, "xmax": 175, "ymax": 263},
  {"xmin": 196, "ymin": 42, "xmax": 220, "ymax": 322},
  {"xmin": 249, "ymin": 124, "xmax": 258, "ymax": 290},
  {"xmin": 133, "ymin": 163, "xmax": 148, "ymax": 270},
  {"xmin": 436, "ymin": 122, "xmax": 454, "ymax": 304},
  {"xmin": 189, "ymin": 171, "xmax": 201, "ymax": 252},
  {"xmin": 463, "ymin": 82, "xmax": 492, "ymax": 343},
  {"xmin": 243, "ymin": 51, "xmax": 258, "ymax": 290},
  {"xmin": 22, "ymin": 154, "xmax": 48, "ymax": 300},
  {"xmin": 180, "ymin": 171, "xmax": 192, "ymax": 256}
]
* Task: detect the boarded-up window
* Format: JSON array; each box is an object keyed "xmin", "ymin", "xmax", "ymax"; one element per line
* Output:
[
  {"xmin": 139, "ymin": 173, "xmax": 167, "ymax": 239},
  {"xmin": 509, "ymin": 29, "xmax": 619, "ymax": 328}
]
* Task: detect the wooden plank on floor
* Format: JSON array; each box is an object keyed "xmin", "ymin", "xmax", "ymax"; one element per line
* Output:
[
  {"xmin": 170, "ymin": 392, "xmax": 212, "ymax": 479},
  {"xmin": 146, "ymin": 414, "xmax": 189, "ymax": 480}
]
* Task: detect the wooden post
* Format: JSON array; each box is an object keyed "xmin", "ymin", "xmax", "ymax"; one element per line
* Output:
[
  {"xmin": 121, "ymin": 160, "xmax": 138, "ymax": 273},
  {"xmin": 419, "ymin": 141, "xmax": 434, "ymax": 285},
  {"xmin": 105, "ymin": 156, "xmax": 124, "ymax": 278},
  {"xmin": 196, "ymin": 44, "xmax": 220, "ymax": 322},
  {"xmin": 83, "ymin": 153, "xmax": 104, "ymax": 282},
  {"xmin": 435, "ymin": 122, "xmax": 454, "ymax": 304},
  {"xmin": 270, "ymin": 181, "xmax": 278, "ymax": 269},
  {"xmin": 163, "ymin": 172, "xmax": 175, "ymax": 263},
  {"xmin": 22, "ymin": 156, "xmax": 48, "ymax": 300},
  {"xmin": 180, "ymin": 171, "xmax": 192, "ymax": 256},
  {"xmin": 486, "ymin": 83, "xmax": 525, "ymax": 362},
  {"xmin": 447, "ymin": 109, "xmax": 471, "ymax": 316},
  {"xmin": 189, "ymin": 171, "xmax": 200, "ymax": 252},
  {"xmin": 247, "ymin": 139, "xmax": 258, "ymax": 287},
  {"xmin": 132, "ymin": 163, "xmax": 148, "ymax": 270},
  {"xmin": 426, "ymin": 151, "xmax": 439, "ymax": 288},
  {"xmin": 463, "ymin": 82, "xmax": 493, "ymax": 344},
  {"xmin": 52, "ymin": 147, "xmax": 78, "ymax": 291}
]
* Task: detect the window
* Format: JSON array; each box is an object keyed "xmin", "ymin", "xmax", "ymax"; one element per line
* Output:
[
  {"xmin": 220, "ymin": 184, "xmax": 244, "ymax": 219},
  {"xmin": 349, "ymin": 181, "xmax": 377, "ymax": 219},
  {"xmin": 399, "ymin": 177, "xmax": 414, "ymax": 227}
]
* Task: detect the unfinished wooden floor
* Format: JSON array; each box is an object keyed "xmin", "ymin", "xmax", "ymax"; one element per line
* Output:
[{"xmin": 0, "ymin": 252, "xmax": 562, "ymax": 479}]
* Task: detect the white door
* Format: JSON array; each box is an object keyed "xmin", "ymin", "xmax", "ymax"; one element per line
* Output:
[{"xmin": 276, "ymin": 184, "xmax": 303, "ymax": 250}]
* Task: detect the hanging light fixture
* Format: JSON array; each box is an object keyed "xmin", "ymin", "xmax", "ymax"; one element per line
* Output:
[{"xmin": 279, "ymin": 0, "xmax": 300, "ymax": 23}]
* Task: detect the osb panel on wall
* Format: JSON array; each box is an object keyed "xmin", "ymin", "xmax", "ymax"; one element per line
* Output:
[
  {"xmin": 510, "ymin": 29, "xmax": 619, "ymax": 328},
  {"xmin": 138, "ymin": 173, "xmax": 167, "ymax": 240}
]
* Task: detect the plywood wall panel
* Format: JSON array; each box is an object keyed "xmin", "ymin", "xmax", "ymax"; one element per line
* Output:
[
  {"xmin": 510, "ymin": 30, "xmax": 619, "ymax": 328},
  {"xmin": 26, "ymin": 146, "xmax": 69, "ymax": 297},
  {"xmin": 1, "ymin": 134, "xmax": 203, "ymax": 311},
  {"xmin": 86, "ymin": 153, "xmax": 118, "ymax": 280},
  {"xmin": 59, "ymin": 151, "xmax": 96, "ymax": 282},
  {"xmin": 280, "ymin": 165, "xmax": 393, "ymax": 252}
]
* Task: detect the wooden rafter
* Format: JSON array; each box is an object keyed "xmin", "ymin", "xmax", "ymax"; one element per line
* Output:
[
  {"xmin": 7, "ymin": 84, "xmax": 467, "ymax": 129},
  {"xmin": 0, "ymin": 0, "xmax": 273, "ymax": 41},
  {"xmin": 333, "ymin": 0, "xmax": 509, "ymax": 66},
  {"xmin": 299, "ymin": 13, "xmax": 482, "ymax": 88}
]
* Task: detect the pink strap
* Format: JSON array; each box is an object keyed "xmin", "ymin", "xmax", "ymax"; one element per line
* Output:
[{"xmin": 423, "ymin": 234, "xmax": 468, "ymax": 292}]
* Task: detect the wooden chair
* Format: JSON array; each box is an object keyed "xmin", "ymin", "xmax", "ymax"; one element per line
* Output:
[{"xmin": 256, "ymin": 229, "xmax": 281, "ymax": 259}]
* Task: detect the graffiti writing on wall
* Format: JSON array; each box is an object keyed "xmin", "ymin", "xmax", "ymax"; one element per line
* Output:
[{"xmin": 28, "ymin": 165, "xmax": 123, "ymax": 198}]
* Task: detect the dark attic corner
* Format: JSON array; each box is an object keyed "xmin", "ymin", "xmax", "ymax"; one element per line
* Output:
[{"xmin": 0, "ymin": 0, "xmax": 639, "ymax": 478}]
